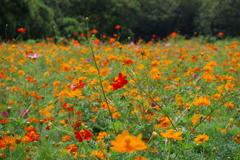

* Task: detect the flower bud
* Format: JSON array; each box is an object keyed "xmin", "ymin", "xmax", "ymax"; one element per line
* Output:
[
  {"xmin": 7, "ymin": 107, "xmax": 12, "ymax": 112},
  {"xmin": 40, "ymin": 120, "xmax": 44, "ymax": 124},
  {"xmin": 152, "ymin": 131, "xmax": 158, "ymax": 138},
  {"xmin": 141, "ymin": 50, "xmax": 145, "ymax": 56},
  {"xmin": 25, "ymin": 155, "xmax": 31, "ymax": 160}
]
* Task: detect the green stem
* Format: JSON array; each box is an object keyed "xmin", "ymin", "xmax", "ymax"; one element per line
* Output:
[
  {"xmin": 12, "ymin": 33, "xmax": 22, "ymax": 44},
  {"xmin": 85, "ymin": 18, "xmax": 116, "ymax": 134},
  {"xmin": 167, "ymin": 139, "xmax": 172, "ymax": 160}
]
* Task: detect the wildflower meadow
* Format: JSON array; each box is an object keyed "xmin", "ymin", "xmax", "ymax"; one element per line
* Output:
[{"xmin": 0, "ymin": 23, "xmax": 239, "ymax": 160}]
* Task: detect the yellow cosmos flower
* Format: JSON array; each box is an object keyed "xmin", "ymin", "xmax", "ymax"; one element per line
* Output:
[
  {"xmin": 110, "ymin": 130, "xmax": 147, "ymax": 153},
  {"xmin": 160, "ymin": 129, "xmax": 183, "ymax": 140},
  {"xmin": 194, "ymin": 134, "xmax": 209, "ymax": 143},
  {"xmin": 193, "ymin": 96, "xmax": 210, "ymax": 106},
  {"xmin": 100, "ymin": 68, "xmax": 110, "ymax": 76}
]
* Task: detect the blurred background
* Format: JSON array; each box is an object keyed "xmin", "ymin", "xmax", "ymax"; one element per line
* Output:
[{"xmin": 0, "ymin": 0, "xmax": 240, "ymax": 41}]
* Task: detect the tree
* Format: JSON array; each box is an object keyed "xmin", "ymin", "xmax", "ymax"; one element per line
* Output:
[{"xmin": 0, "ymin": 0, "xmax": 55, "ymax": 40}]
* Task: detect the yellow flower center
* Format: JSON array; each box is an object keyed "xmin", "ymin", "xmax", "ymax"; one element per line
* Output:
[{"xmin": 125, "ymin": 136, "xmax": 131, "ymax": 144}]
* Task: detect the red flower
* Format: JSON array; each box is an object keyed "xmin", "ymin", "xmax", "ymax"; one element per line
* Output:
[
  {"xmin": 122, "ymin": 59, "xmax": 133, "ymax": 65},
  {"xmin": 25, "ymin": 127, "xmax": 40, "ymax": 142},
  {"xmin": 110, "ymin": 73, "xmax": 128, "ymax": 91},
  {"xmin": 72, "ymin": 119, "xmax": 82, "ymax": 131},
  {"xmin": 80, "ymin": 33, "xmax": 85, "ymax": 37},
  {"xmin": 26, "ymin": 76, "xmax": 37, "ymax": 84},
  {"xmin": 72, "ymin": 80, "xmax": 86, "ymax": 91},
  {"xmin": 17, "ymin": 28, "xmax": 26, "ymax": 33},
  {"xmin": 45, "ymin": 125, "xmax": 51, "ymax": 130},
  {"xmin": 41, "ymin": 83, "xmax": 48, "ymax": 88},
  {"xmin": 66, "ymin": 144, "xmax": 78, "ymax": 152},
  {"xmin": 218, "ymin": 32, "xmax": 224, "ymax": 36},
  {"xmin": 75, "ymin": 129, "xmax": 92, "ymax": 142},
  {"xmin": 115, "ymin": 25, "xmax": 121, "ymax": 29},
  {"xmin": 62, "ymin": 102, "xmax": 69, "ymax": 108},
  {"xmin": 62, "ymin": 102, "xmax": 75, "ymax": 112},
  {"xmin": 25, "ymin": 51, "xmax": 34, "ymax": 55}
]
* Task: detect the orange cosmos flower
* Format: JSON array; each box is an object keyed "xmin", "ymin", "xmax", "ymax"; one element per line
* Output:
[
  {"xmin": 115, "ymin": 25, "xmax": 121, "ymax": 29},
  {"xmin": 193, "ymin": 96, "xmax": 210, "ymax": 106},
  {"xmin": 109, "ymin": 38, "xmax": 115, "ymax": 44},
  {"xmin": 102, "ymin": 35, "xmax": 107, "ymax": 39},
  {"xmin": 0, "ymin": 119, "xmax": 8, "ymax": 125},
  {"xmin": 212, "ymin": 93, "xmax": 221, "ymax": 100},
  {"xmin": 160, "ymin": 129, "xmax": 183, "ymax": 140},
  {"xmin": 46, "ymin": 37, "xmax": 53, "ymax": 41},
  {"xmin": 96, "ymin": 132, "xmax": 110, "ymax": 141},
  {"xmin": 156, "ymin": 117, "xmax": 172, "ymax": 128},
  {"xmin": 112, "ymin": 112, "xmax": 121, "ymax": 118},
  {"xmin": 17, "ymin": 28, "xmax": 26, "ymax": 33},
  {"xmin": 100, "ymin": 68, "xmax": 110, "ymax": 76},
  {"xmin": 0, "ymin": 135, "xmax": 17, "ymax": 150},
  {"xmin": 194, "ymin": 134, "xmax": 209, "ymax": 143},
  {"xmin": 90, "ymin": 150, "xmax": 107, "ymax": 159},
  {"xmin": 90, "ymin": 29, "xmax": 98, "ymax": 34},
  {"xmin": 53, "ymin": 81, "xmax": 61, "ymax": 86},
  {"xmin": 233, "ymin": 134, "xmax": 240, "ymax": 144},
  {"xmin": 171, "ymin": 32, "xmax": 177, "ymax": 37},
  {"xmin": 62, "ymin": 135, "xmax": 71, "ymax": 142},
  {"xmin": 110, "ymin": 130, "xmax": 147, "ymax": 153},
  {"xmin": 225, "ymin": 102, "xmax": 234, "ymax": 110},
  {"xmin": 191, "ymin": 114, "xmax": 201, "ymax": 125}
]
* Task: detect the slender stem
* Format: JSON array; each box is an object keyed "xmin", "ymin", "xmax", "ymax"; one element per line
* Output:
[
  {"xmin": 12, "ymin": 33, "xmax": 22, "ymax": 44},
  {"xmin": 85, "ymin": 18, "xmax": 116, "ymax": 133},
  {"xmin": 167, "ymin": 139, "xmax": 172, "ymax": 160}
]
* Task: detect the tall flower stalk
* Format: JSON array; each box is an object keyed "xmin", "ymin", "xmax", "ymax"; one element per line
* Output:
[{"xmin": 85, "ymin": 17, "xmax": 116, "ymax": 133}]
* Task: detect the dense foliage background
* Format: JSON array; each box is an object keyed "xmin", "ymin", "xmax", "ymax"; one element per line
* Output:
[{"xmin": 1, "ymin": 0, "xmax": 240, "ymax": 41}]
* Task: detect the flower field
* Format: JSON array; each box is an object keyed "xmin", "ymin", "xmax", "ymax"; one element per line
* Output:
[{"xmin": 0, "ymin": 33, "xmax": 239, "ymax": 159}]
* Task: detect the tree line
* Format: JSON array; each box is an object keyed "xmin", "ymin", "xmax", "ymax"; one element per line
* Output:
[{"xmin": 0, "ymin": 0, "xmax": 240, "ymax": 41}]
